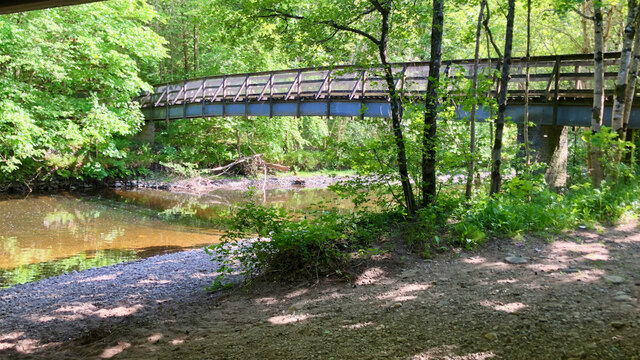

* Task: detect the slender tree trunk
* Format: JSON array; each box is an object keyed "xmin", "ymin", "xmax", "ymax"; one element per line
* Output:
[
  {"xmin": 590, "ymin": 3, "xmax": 605, "ymax": 187},
  {"xmin": 489, "ymin": 0, "xmax": 516, "ymax": 196},
  {"xmin": 622, "ymin": 29, "xmax": 640, "ymax": 140},
  {"xmin": 379, "ymin": 7, "xmax": 416, "ymax": 215},
  {"xmin": 193, "ymin": 22, "xmax": 199, "ymax": 74},
  {"xmin": 611, "ymin": 1, "xmax": 639, "ymax": 136},
  {"xmin": 465, "ymin": 0, "xmax": 485, "ymax": 200},
  {"xmin": 582, "ymin": 2, "xmax": 591, "ymax": 53},
  {"xmin": 182, "ymin": 32, "xmax": 189, "ymax": 76},
  {"xmin": 422, "ymin": 0, "xmax": 444, "ymax": 207},
  {"xmin": 524, "ymin": 0, "xmax": 531, "ymax": 166},
  {"xmin": 483, "ymin": 2, "xmax": 501, "ymax": 172}
]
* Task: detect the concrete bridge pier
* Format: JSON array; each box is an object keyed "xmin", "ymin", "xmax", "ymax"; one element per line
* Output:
[
  {"xmin": 134, "ymin": 120, "xmax": 155, "ymax": 144},
  {"xmin": 517, "ymin": 122, "xmax": 568, "ymax": 189}
]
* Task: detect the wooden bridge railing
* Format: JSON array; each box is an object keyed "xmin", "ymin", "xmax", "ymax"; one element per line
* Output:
[{"xmin": 138, "ymin": 52, "xmax": 627, "ymax": 115}]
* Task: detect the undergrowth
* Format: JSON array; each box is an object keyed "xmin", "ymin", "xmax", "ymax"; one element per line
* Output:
[
  {"xmin": 205, "ymin": 174, "xmax": 640, "ymax": 289},
  {"xmin": 204, "ymin": 196, "xmax": 394, "ymax": 290}
]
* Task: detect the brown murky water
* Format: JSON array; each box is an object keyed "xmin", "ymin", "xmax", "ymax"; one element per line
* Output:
[{"xmin": 0, "ymin": 188, "xmax": 351, "ymax": 287}]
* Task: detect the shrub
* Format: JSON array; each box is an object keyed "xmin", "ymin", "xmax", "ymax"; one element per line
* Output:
[{"xmin": 204, "ymin": 197, "xmax": 391, "ymax": 290}]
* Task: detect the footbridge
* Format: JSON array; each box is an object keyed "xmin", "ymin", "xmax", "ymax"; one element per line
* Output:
[{"xmin": 139, "ymin": 52, "xmax": 640, "ymax": 128}]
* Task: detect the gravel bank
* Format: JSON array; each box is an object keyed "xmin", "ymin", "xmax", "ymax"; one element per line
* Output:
[{"xmin": 0, "ymin": 248, "xmax": 236, "ymax": 350}]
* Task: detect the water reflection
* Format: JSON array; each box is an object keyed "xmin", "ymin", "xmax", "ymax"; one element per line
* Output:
[{"xmin": 0, "ymin": 188, "xmax": 351, "ymax": 288}]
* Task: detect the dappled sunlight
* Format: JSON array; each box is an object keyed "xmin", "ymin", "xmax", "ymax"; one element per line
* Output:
[
  {"xmin": 462, "ymin": 256, "xmax": 486, "ymax": 264},
  {"xmin": 613, "ymin": 231, "xmax": 640, "ymax": 244},
  {"xmin": 285, "ymin": 288, "xmax": 309, "ymax": 299},
  {"xmin": 550, "ymin": 269, "xmax": 605, "ymax": 283},
  {"xmin": 100, "ymin": 342, "xmax": 131, "ymax": 358},
  {"xmin": 268, "ymin": 313, "xmax": 311, "ymax": 325},
  {"xmin": 147, "ymin": 333, "xmax": 163, "ymax": 343},
  {"xmin": 77, "ymin": 274, "xmax": 119, "ymax": 283},
  {"xmin": 302, "ymin": 289, "xmax": 350, "ymax": 306},
  {"xmin": 170, "ymin": 336, "xmax": 187, "ymax": 345},
  {"xmin": 550, "ymin": 241, "xmax": 610, "ymax": 262},
  {"xmin": 494, "ymin": 302, "xmax": 527, "ymax": 313},
  {"xmin": 412, "ymin": 345, "xmax": 496, "ymax": 359},
  {"xmin": 377, "ymin": 283, "xmax": 431, "ymax": 302},
  {"xmin": 0, "ymin": 332, "xmax": 23, "ymax": 342},
  {"xmin": 189, "ymin": 272, "xmax": 218, "ymax": 279},
  {"xmin": 254, "ymin": 297, "xmax": 279, "ymax": 305},
  {"xmin": 38, "ymin": 303, "xmax": 98, "ymax": 322},
  {"xmin": 96, "ymin": 305, "xmax": 143, "ymax": 318},
  {"xmin": 583, "ymin": 252, "xmax": 608, "ymax": 261},
  {"xmin": 139, "ymin": 279, "xmax": 171, "ymax": 285},
  {"xmin": 342, "ymin": 322, "xmax": 373, "ymax": 329},
  {"xmin": 479, "ymin": 300, "xmax": 528, "ymax": 314},
  {"xmin": 355, "ymin": 267, "xmax": 386, "ymax": 286},
  {"xmin": 526, "ymin": 263, "xmax": 563, "ymax": 272},
  {"xmin": 33, "ymin": 303, "xmax": 144, "ymax": 322},
  {"xmin": 0, "ymin": 334, "xmax": 58, "ymax": 354},
  {"xmin": 474, "ymin": 261, "xmax": 510, "ymax": 271}
]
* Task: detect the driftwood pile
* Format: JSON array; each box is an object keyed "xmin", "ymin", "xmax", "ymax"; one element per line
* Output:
[{"xmin": 202, "ymin": 154, "xmax": 289, "ymax": 177}]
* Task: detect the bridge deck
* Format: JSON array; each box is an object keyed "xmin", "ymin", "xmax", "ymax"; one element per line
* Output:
[{"xmin": 139, "ymin": 52, "xmax": 640, "ymax": 128}]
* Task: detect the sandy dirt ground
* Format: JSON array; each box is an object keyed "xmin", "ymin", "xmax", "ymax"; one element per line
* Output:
[{"xmin": 1, "ymin": 221, "xmax": 639, "ymax": 360}]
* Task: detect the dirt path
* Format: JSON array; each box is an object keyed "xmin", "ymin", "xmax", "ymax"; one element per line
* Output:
[{"xmin": 2, "ymin": 222, "xmax": 639, "ymax": 359}]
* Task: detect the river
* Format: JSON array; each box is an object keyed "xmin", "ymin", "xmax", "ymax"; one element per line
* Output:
[{"xmin": 0, "ymin": 187, "xmax": 351, "ymax": 288}]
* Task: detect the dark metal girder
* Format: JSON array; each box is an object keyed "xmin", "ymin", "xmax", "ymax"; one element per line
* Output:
[{"xmin": 0, "ymin": 0, "xmax": 103, "ymax": 15}]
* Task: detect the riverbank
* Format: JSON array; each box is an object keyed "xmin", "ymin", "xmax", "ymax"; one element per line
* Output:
[
  {"xmin": 1, "ymin": 171, "xmax": 354, "ymax": 194},
  {"xmin": 1, "ymin": 222, "xmax": 639, "ymax": 359},
  {"xmin": 0, "ymin": 248, "xmax": 236, "ymax": 353}
]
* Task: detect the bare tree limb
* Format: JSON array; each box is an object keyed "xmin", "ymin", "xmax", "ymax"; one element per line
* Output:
[{"xmin": 482, "ymin": 1, "xmax": 503, "ymax": 59}]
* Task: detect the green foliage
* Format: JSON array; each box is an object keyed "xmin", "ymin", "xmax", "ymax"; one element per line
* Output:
[
  {"xmin": 583, "ymin": 126, "xmax": 636, "ymax": 181},
  {"xmin": 204, "ymin": 196, "xmax": 391, "ymax": 289},
  {"xmin": 453, "ymin": 174, "xmax": 640, "ymax": 239},
  {"xmin": 0, "ymin": 1, "xmax": 165, "ymax": 185}
]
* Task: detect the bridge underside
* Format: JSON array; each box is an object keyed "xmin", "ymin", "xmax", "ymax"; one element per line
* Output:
[
  {"xmin": 0, "ymin": 0, "xmax": 102, "ymax": 14},
  {"xmin": 142, "ymin": 101, "xmax": 640, "ymax": 129}
]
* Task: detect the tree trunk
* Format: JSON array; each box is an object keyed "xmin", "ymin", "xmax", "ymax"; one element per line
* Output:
[
  {"xmin": 379, "ymin": 6, "xmax": 416, "ymax": 216},
  {"xmin": 489, "ymin": 0, "xmax": 516, "ymax": 196},
  {"xmin": 622, "ymin": 20, "xmax": 640, "ymax": 140},
  {"xmin": 422, "ymin": 0, "xmax": 444, "ymax": 207},
  {"xmin": 611, "ymin": 1, "xmax": 639, "ymax": 136},
  {"xmin": 182, "ymin": 33, "xmax": 189, "ymax": 76},
  {"xmin": 623, "ymin": 129, "xmax": 636, "ymax": 164},
  {"xmin": 524, "ymin": 0, "xmax": 531, "ymax": 167},
  {"xmin": 193, "ymin": 22, "xmax": 199, "ymax": 74},
  {"xmin": 465, "ymin": 0, "xmax": 485, "ymax": 201},
  {"xmin": 590, "ymin": 3, "xmax": 605, "ymax": 187}
]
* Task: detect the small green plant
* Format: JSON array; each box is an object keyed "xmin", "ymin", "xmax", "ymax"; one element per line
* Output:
[{"xmin": 204, "ymin": 195, "xmax": 390, "ymax": 290}]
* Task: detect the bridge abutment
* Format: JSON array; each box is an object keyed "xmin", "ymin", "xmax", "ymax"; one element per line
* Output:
[
  {"xmin": 517, "ymin": 123, "xmax": 568, "ymax": 189},
  {"xmin": 134, "ymin": 120, "xmax": 155, "ymax": 144}
]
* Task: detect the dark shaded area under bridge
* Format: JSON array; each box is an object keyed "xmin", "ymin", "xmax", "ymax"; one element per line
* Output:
[
  {"xmin": 139, "ymin": 52, "xmax": 640, "ymax": 129},
  {"xmin": 0, "ymin": 0, "xmax": 103, "ymax": 14}
]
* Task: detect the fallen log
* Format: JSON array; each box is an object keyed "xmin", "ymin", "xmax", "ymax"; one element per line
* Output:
[{"xmin": 265, "ymin": 163, "xmax": 290, "ymax": 172}]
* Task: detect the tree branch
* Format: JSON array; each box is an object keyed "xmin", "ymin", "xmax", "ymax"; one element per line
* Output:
[
  {"xmin": 258, "ymin": 7, "xmax": 381, "ymax": 45},
  {"xmin": 482, "ymin": 1, "xmax": 503, "ymax": 59},
  {"xmin": 368, "ymin": 0, "xmax": 386, "ymax": 14},
  {"xmin": 571, "ymin": 6, "xmax": 593, "ymax": 20},
  {"xmin": 320, "ymin": 19, "xmax": 381, "ymax": 44}
]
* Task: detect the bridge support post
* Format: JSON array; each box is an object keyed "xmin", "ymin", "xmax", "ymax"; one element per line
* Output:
[
  {"xmin": 540, "ymin": 125, "xmax": 568, "ymax": 189},
  {"xmin": 135, "ymin": 120, "xmax": 155, "ymax": 144},
  {"xmin": 517, "ymin": 123, "xmax": 568, "ymax": 189}
]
